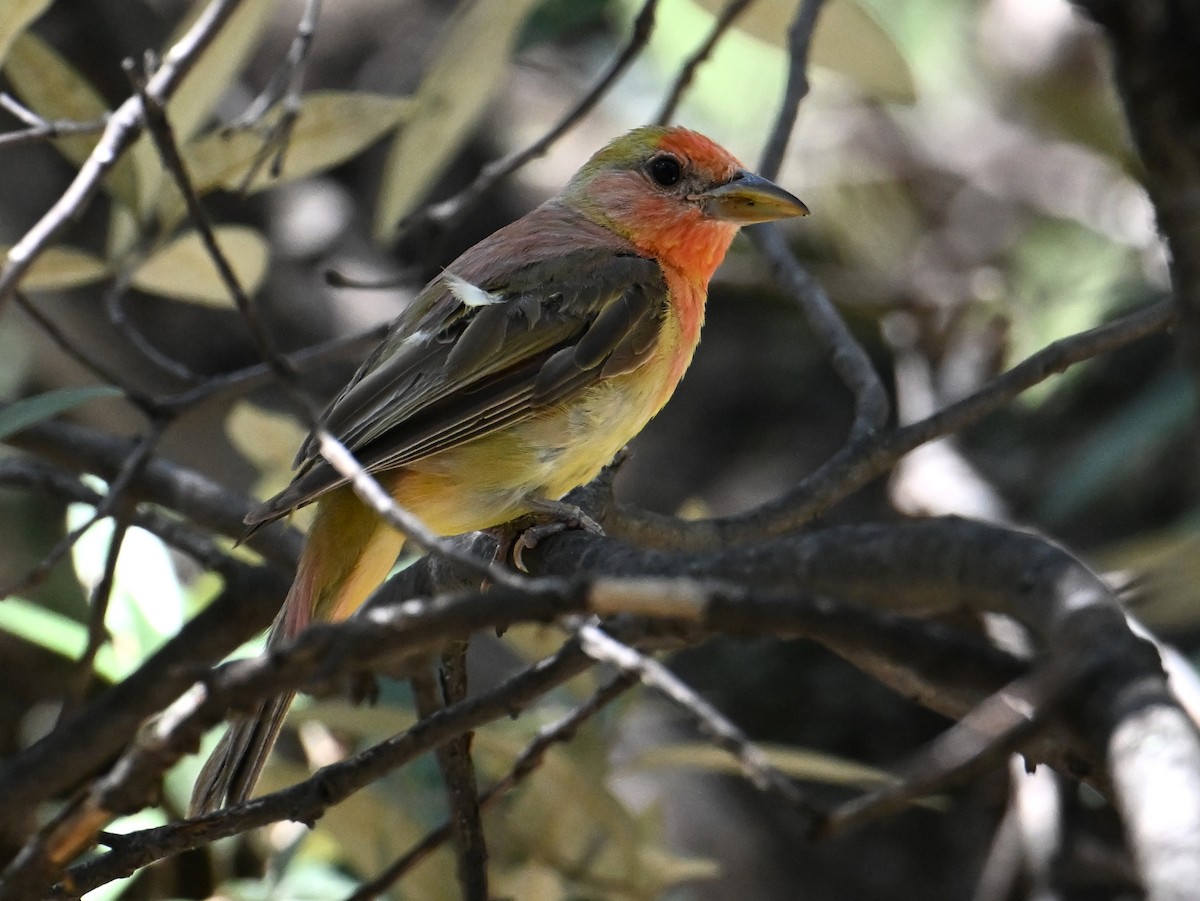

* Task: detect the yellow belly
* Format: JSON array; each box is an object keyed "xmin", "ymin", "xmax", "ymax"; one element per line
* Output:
[{"xmin": 386, "ymin": 355, "xmax": 678, "ymax": 537}]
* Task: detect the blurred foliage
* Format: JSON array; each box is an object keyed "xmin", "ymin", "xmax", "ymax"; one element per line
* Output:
[{"xmin": 0, "ymin": 0, "xmax": 1195, "ymax": 899}]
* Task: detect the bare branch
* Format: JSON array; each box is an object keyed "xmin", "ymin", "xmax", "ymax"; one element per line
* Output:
[
  {"xmin": 225, "ymin": 0, "xmax": 322, "ymax": 186},
  {"xmin": 131, "ymin": 58, "xmax": 300, "ymax": 388},
  {"xmin": 398, "ymin": 0, "xmax": 660, "ymax": 242},
  {"xmin": 343, "ymin": 675, "xmax": 635, "ymax": 901},
  {"xmin": 0, "ymin": 429, "xmax": 161, "ymax": 601},
  {"xmin": 0, "ymin": 562, "xmax": 286, "ymax": 861},
  {"xmin": 412, "ymin": 649, "xmax": 488, "ymax": 901},
  {"xmin": 758, "ymin": 0, "xmax": 827, "ymax": 180},
  {"xmin": 574, "ymin": 619, "xmax": 821, "ymax": 826},
  {"xmin": 0, "ymin": 92, "xmax": 106, "ymax": 150},
  {"xmin": 59, "ymin": 637, "xmax": 601, "ymax": 896},
  {"xmin": 655, "ymin": 0, "xmax": 758, "ymax": 125},
  {"xmin": 13, "ymin": 290, "xmax": 159, "ymax": 411},
  {"xmin": 602, "ymin": 298, "xmax": 1176, "ymax": 550},
  {"xmin": 4, "ymin": 415, "xmax": 303, "ymax": 570},
  {"xmin": 823, "ymin": 670, "xmax": 1060, "ymax": 837},
  {"xmin": 60, "ymin": 428, "xmax": 164, "ymax": 720}
]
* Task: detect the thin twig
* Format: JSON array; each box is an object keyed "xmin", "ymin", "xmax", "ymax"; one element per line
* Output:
[
  {"xmin": 103, "ymin": 264, "xmax": 203, "ymax": 385},
  {"xmin": 60, "ymin": 515, "xmax": 131, "ymax": 718},
  {"xmin": 58, "ymin": 422, "xmax": 166, "ymax": 718},
  {"xmin": 12, "ymin": 290, "xmax": 160, "ymax": 411},
  {"xmin": 572, "ymin": 619, "xmax": 820, "ymax": 827},
  {"xmin": 154, "ymin": 320, "xmax": 390, "ymax": 412},
  {"xmin": 4, "ymin": 415, "xmax": 304, "ymax": 571},
  {"xmin": 0, "ymin": 92, "xmax": 107, "ymax": 149},
  {"xmin": 0, "ymin": 458, "xmax": 247, "ymax": 577},
  {"xmin": 0, "ymin": 429, "xmax": 161, "ymax": 601},
  {"xmin": 226, "ymin": 0, "xmax": 322, "ymax": 187},
  {"xmin": 758, "ymin": 0, "xmax": 826, "ymax": 180},
  {"xmin": 751, "ymin": 222, "xmax": 890, "ymax": 443},
  {"xmin": 314, "ymin": 430, "xmax": 544, "ymax": 591},
  {"xmin": 412, "ymin": 650, "xmax": 488, "ymax": 901},
  {"xmin": 655, "ymin": 0, "xmax": 758, "ymax": 125},
  {"xmin": 130, "ymin": 56, "xmax": 300, "ymax": 388},
  {"xmin": 0, "ymin": 0, "xmax": 246, "ymax": 312},
  {"xmin": 821, "ymin": 669, "xmax": 1060, "ymax": 837},
  {"xmin": 344, "ymin": 675, "xmax": 635, "ymax": 901},
  {"xmin": 398, "ymin": 0, "xmax": 660, "ymax": 242}
]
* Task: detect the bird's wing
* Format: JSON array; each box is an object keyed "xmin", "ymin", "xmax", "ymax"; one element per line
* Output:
[{"xmin": 246, "ymin": 248, "xmax": 666, "ymax": 525}]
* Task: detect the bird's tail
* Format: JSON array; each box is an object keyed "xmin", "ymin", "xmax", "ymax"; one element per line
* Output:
[{"xmin": 190, "ymin": 487, "xmax": 405, "ymax": 815}]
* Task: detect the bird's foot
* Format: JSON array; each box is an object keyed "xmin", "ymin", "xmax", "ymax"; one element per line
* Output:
[{"xmin": 511, "ymin": 497, "xmax": 605, "ymax": 573}]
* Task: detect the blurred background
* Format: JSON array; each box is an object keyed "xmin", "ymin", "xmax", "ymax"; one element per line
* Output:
[{"xmin": 0, "ymin": 0, "xmax": 1192, "ymax": 898}]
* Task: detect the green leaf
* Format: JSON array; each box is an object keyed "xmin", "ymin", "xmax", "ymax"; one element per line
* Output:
[
  {"xmin": 0, "ymin": 598, "xmax": 121, "ymax": 682},
  {"xmin": 164, "ymin": 0, "xmax": 281, "ymax": 143},
  {"xmin": 373, "ymin": 0, "xmax": 544, "ymax": 239},
  {"xmin": 1, "ymin": 245, "xmax": 109, "ymax": 291},
  {"xmin": 162, "ymin": 91, "xmax": 413, "ymax": 222},
  {"xmin": 3, "ymin": 32, "xmax": 140, "ymax": 208},
  {"xmin": 131, "ymin": 226, "xmax": 269, "ymax": 305},
  {"xmin": 0, "ymin": 0, "xmax": 51, "ymax": 69},
  {"xmin": 0, "ymin": 386, "xmax": 122, "ymax": 441}
]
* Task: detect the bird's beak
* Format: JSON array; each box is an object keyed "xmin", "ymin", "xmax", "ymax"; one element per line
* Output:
[{"xmin": 696, "ymin": 170, "xmax": 809, "ymax": 224}]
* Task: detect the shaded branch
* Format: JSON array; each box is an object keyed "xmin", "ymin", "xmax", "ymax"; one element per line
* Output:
[
  {"xmin": 600, "ymin": 297, "xmax": 1176, "ymax": 550},
  {"xmin": 1073, "ymin": 1, "xmax": 1200, "ymax": 385},
  {"xmin": 4, "ymin": 416, "xmax": 303, "ymax": 570},
  {"xmin": 60, "ymin": 637, "xmax": 601, "ymax": 895},
  {"xmin": 0, "ymin": 562, "xmax": 286, "ymax": 852},
  {"xmin": 397, "ymin": 0, "xmax": 660, "ymax": 242},
  {"xmin": 574, "ymin": 619, "xmax": 820, "ymax": 827},
  {"xmin": 758, "ymin": 0, "xmax": 827, "ymax": 180},
  {"xmin": 343, "ymin": 674, "xmax": 636, "ymax": 901}
]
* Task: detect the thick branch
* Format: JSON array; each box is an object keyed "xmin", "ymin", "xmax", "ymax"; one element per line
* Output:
[
  {"xmin": 4, "ymin": 416, "xmax": 302, "ymax": 570},
  {"xmin": 1074, "ymin": 1, "xmax": 1200, "ymax": 383}
]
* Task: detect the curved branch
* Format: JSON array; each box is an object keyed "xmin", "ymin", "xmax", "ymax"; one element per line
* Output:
[{"xmin": 600, "ymin": 298, "xmax": 1176, "ymax": 550}]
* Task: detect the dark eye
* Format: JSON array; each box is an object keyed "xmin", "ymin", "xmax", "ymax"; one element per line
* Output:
[{"xmin": 648, "ymin": 155, "xmax": 682, "ymax": 187}]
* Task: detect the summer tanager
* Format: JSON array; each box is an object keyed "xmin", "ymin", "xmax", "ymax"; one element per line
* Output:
[{"xmin": 191, "ymin": 125, "xmax": 807, "ymax": 813}]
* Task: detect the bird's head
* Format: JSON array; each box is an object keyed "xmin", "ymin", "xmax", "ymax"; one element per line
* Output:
[{"xmin": 563, "ymin": 125, "xmax": 808, "ymax": 283}]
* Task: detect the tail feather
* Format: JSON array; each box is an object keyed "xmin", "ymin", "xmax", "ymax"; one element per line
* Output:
[
  {"xmin": 190, "ymin": 690, "xmax": 295, "ymax": 815},
  {"xmin": 189, "ymin": 600, "xmax": 300, "ymax": 816},
  {"xmin": 190, "ymin": 486, "xmax": 405, "ymax": 815}
]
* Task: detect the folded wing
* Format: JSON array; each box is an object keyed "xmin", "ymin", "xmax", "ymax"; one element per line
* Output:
[{"xmin": 246, "ymin": 246, "xmax": 667, "ymax": 527}]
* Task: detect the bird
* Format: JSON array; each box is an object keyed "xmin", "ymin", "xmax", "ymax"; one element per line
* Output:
[{"xmin": 190, "ymin": 124, "xmax": 808, "ymax": 814}]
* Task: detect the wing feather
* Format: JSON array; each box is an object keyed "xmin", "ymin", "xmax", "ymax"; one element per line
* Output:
[{"xmin": 247, "ymin": 235, "xmax": 667, "ymax": 526}]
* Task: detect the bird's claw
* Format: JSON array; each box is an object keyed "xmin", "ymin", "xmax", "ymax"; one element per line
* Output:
[{"xmin": 511, "ymin": 500, "xmax": 605, "ymax": 573}]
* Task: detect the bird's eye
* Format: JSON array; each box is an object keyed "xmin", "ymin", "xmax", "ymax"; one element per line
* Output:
[{"xmin": 648, "ymin": 155, "xmax": 683, "ymax": 187}]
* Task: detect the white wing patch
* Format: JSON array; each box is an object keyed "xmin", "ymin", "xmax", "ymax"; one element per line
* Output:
[{"xmin": 445, "ymin": 272, "xmax": 505, "ymax": 308}]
